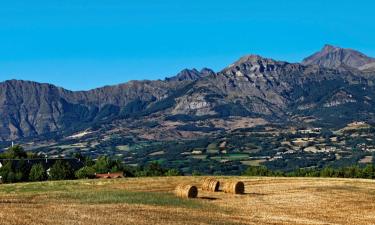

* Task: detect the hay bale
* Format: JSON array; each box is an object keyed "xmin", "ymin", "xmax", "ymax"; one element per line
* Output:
[
  {"xmin": 175, "ymin": 184, "xmax": 198, "ymax": 198},
  {"xmin": 223, "ymin": 181, "xmax": 245, "ymax": 194},
  {"xmin": 201, "ymin": 178, "xmax": 220, "ymax": 192}
]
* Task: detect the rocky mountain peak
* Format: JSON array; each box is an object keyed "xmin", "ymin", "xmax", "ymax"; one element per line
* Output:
[
  {"xmin": 302, "ymin": 44, "xmax": 375, "ymax": 70},
  {"xmin": 234, "ymin": 54, "xmax": 278, "ymax": 66},
  {"xmin": 321, "ymin": 44, "xmax": 339, "ymax": 53},
  {"xmin": 200, "ymin": 68, "xmax": 216, "ymax": 76},
  {"xmin": 223, "ymin": 54, "xmax": 288, "ymax": 76},
  {"xmin": 165, "ymin": 68, "xmax": 215, "ymax": 81}
]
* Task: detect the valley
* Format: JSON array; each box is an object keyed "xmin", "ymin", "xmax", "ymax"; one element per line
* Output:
[{"xmin": 1, "ymin": 45, "xmax": 375, "ymax": 173}]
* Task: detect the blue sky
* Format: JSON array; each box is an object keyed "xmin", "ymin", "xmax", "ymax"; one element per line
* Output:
[{"xmin": 0, "ymin": 0, "xmax": 374, "ymax": 90}]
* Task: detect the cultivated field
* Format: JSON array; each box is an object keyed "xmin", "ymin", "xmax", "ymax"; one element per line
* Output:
[{"xmin": 0, "ymin": 177, "xmax": 374, "ymax": 225}]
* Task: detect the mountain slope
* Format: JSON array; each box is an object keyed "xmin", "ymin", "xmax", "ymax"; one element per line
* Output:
[
  {"xmin": 0, "ymin": 78, "xmax": 189, "ymax": 141},
  {"xmin": 302, "ymin": 44, "xmax": 375, "ymax": 70},
  {"xmin": 165, "ymin": 68, "xmax": 215, "ymax": 81},
  {"xmin": 1, "ymin": 45, "xmax": 375, "ymax": 141}
]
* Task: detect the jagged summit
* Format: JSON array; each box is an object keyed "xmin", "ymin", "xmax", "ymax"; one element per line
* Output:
[
  {"xmin": 230, "ymin": 54, "xmax": 280, "ymax": 66},
  {"xmin": 302, "ymin": 44, "xmax": 375, "ymax": 70},
  {"xmin": 222, "ymin": 54, "xmax": 290, "ymax": 77},
  {"xmin": 321, "ymin": 44, "xmax": 339, "ymax": 52},
  {"xmin": 165, "ymin": 68, "xmax": 215, "ymax": 81}
]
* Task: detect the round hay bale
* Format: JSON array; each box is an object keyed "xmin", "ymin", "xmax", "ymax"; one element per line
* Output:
[
  {"xmin": 201, "ymin": 178, "xmax": 220, "ymax": 192},
  {"xmin": 223, "ymin": 181, "xmax": 245, "ymax": 194},
  {"xmin": 175, "ymin": 184, "xmax": 198, "ymax": 198}
]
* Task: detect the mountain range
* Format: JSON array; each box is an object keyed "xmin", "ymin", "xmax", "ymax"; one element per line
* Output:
[{"xmin": 1, "ymin": 44, "xmax": 375, "ymax": 142}]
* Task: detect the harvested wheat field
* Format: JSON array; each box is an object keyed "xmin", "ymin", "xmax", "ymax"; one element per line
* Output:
[{"xmin": 0, "ymin": 177, "xmax": 374, "ymax": 225}]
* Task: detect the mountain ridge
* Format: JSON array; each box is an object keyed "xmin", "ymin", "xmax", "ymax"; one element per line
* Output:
[
  {"xmin": 1, "ymin": 45, "xmax": 375, "ymax": 141},
  {"xmin": 302, "ymin": 44, "xmax": 375, "ymax": 70}
]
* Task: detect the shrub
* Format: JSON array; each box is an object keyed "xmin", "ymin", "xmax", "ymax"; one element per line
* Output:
[
  {"xmin": 92, "ymin": 156, "xmax": 112, "ymax": 173},
  {"xmin": 75, "ymin": 166, "xmax": 96, "ymax": 179},
  {"xmin": 165, "ymin": 169, "xmax": 180, "ymax": 176},
  {"xmin": 192, "ymin": 170, "xmax": 201, "ymax": 176},
  {"xmin": 3, "ymin": 145, "xmax": 27, "ymax": 159},
  {"xmin": 243, "ymin": 166, "xmax": 275, "ymax": 176},
  {"xmin": 49, "ymin": 160, "xmax": 74, "ymax": 180},
  {"xmin": 29, "ymin": 163, "xmax": 47, "ymax": 181}
]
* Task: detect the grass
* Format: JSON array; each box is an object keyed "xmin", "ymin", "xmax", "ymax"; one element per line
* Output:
[
  {"xmin": 116, "ymin": 145, "xmax": 130, "ymax": 151},
  {"xmin": 211, "ymin": 153, "xmax": 249, "ymax": 161},
  {"xmin": 240, "ymin": 159, "xmax": 266, "ymax": 166},
  {"xmin": 58, "ymin": 190, "xmax": 204, "ymax": 208},
  {"xmin": 0, "ymin": 177, "xmax": 374, "ymax": 225},
  {"xmin": 189, "ymin": 155, "xmax": 208, "ymax": 159}
]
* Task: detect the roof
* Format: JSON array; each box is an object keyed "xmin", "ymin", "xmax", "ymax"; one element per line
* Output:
[{"xmin": 95, "ymin": 172, "xmax": 124, "ymax": 179}]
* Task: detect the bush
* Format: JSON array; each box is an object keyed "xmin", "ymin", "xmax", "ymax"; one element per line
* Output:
[
  {"xmin": 192, "ymin": 170, "xmax": 201, "ymax": 176},
  {"xmin": 49, "ymin": 160, "xmax": 74, "ymax": 180},
  {"xmin": 29, "ymin": 163, "xmax": 47, "ymax": 181},
  {"xmin": 243, "ymin": 166, "xmax": 275, "ymax": 176},
  {"xmin": 134, "ymin": 162, "xmax": 166, "ymax": 177},
  {"xmin": 165, "ymin": 169, "xmax": 180, "ymax": 176},
  {"xmin": 2, "ymin": 145, "xmax": 27, "ymax": 159},
  {"xmin": 75, "ymin": 166, "xmax": 96, "ymax": 179},
  {"xmin": 0, "ymin": 161, "xmax": 25, "ymax": 183},
  {"xmin": 92, "ymin": 156, "xmax": 112, "ymax": 173}
]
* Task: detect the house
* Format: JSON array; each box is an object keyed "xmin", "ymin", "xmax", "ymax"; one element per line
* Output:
[{"xmin": 95, "ymin": 172, "xmax": 125, "ymax": 179}]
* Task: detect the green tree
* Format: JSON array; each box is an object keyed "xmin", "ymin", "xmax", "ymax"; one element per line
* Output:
[
  {"xmin": 48, "ymin": 160, "xmax": 74, "ymax": 180},
  {"xmin": 75, "ymin": 166, "xmax": 96, "ymax": 179},
  {"xmin": 134, "ymin": 162, "xmax": 166, "ymax": 177},
  {"xmin": 14, "ymin": 159, "xmax": 30, "ymax": 181},
  {"xmin": 165, "ymin": 168, "xmax": 180, "ymax": 176},
  {"xmin": 0, "ymin": 161, "xmax": 27, "ymax": 183},
  {"xmin": 320, "ymin": 167, "xmax": 335, "ymax": 177},
  {"xmin": 73, "ymin": 152, "xmax": 85, "ymax": 162},
  {"xmin": 7, "ymin": 171, "xmax": 17, "ymax": 183},
  {"xmin": 144, "ymin": 162, "xmax": 166, "ymax": 176},
  {"xmin": 83, "ymin": 156, "xmax": 95, "ymax": 167},
  {"xmin": 0, "ymin": 161, "xmax": 14, "ymax": 183},
  {"xmin": 4, "ymin": 145, "xmax": 27, "ymax": 159},
  {"xmin": 343, "ymin": 166, "xmax": 361, "ymax": 178},
  {"xmin": 29, "ymin": 163, "xmax": 47, "ymax": 181},
  {"xmin": 192, "ymin": 170, "xmax": 201, "ymax": 176},
  {"xmin": 243, "ymin": 166, "xmax": 275, "ymax": 176},
  {"xmin": 92, "ymin": 156, "xmax": 111, "ymax": 173},
  {"xmin": 362, "ymin": 164, "xmax": 375, "ymax": 179}
]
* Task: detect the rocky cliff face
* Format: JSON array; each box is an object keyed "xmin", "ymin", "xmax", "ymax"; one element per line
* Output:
[
  {"xmin": 0, "ymin": 80, "xmax": 66, "ymax": 139},
  {"xmin": 0, "ymin": 79, "xmax": 183, "ymax": 141},
  {"xmin": 1, "ymin": 45, "xmax": 375, "ymax": 141}
]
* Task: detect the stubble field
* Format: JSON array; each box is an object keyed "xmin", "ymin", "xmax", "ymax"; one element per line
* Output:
[{"xmin": 0, "ymin": 176, "xmax": 374, "ymax": 225}]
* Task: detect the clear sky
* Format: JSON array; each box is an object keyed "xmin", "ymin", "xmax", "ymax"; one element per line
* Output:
[{"xmin": 0, "ymin": 0, "xmax": 374, "ymax": 90}]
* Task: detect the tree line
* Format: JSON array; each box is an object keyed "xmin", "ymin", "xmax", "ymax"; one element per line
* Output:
[
  {"xmin": 0, "ymin": 145, "xmax": 180, "ymax": 183},
  {"xmin": 243, "ymin": 165, "xmax": 375, "ymax": 179},
  {"xmin": 1, "ymin": 145, "xmax": 374, "ymax": 184}
]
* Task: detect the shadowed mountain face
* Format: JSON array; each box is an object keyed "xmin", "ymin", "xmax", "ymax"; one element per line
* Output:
[{"xmin": 1, "ymin": 45, "xmax": 375, "ymax": 141}]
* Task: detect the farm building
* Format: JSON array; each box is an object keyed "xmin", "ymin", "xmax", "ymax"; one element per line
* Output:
[{"xmin": 95, "ymin": 172, "xmax": 125, "ymax": 179}]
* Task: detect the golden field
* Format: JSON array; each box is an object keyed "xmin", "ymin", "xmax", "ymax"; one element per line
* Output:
[{"xmin": 0, "ymin": 176, "xmax": 374, "ymax": 225}]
